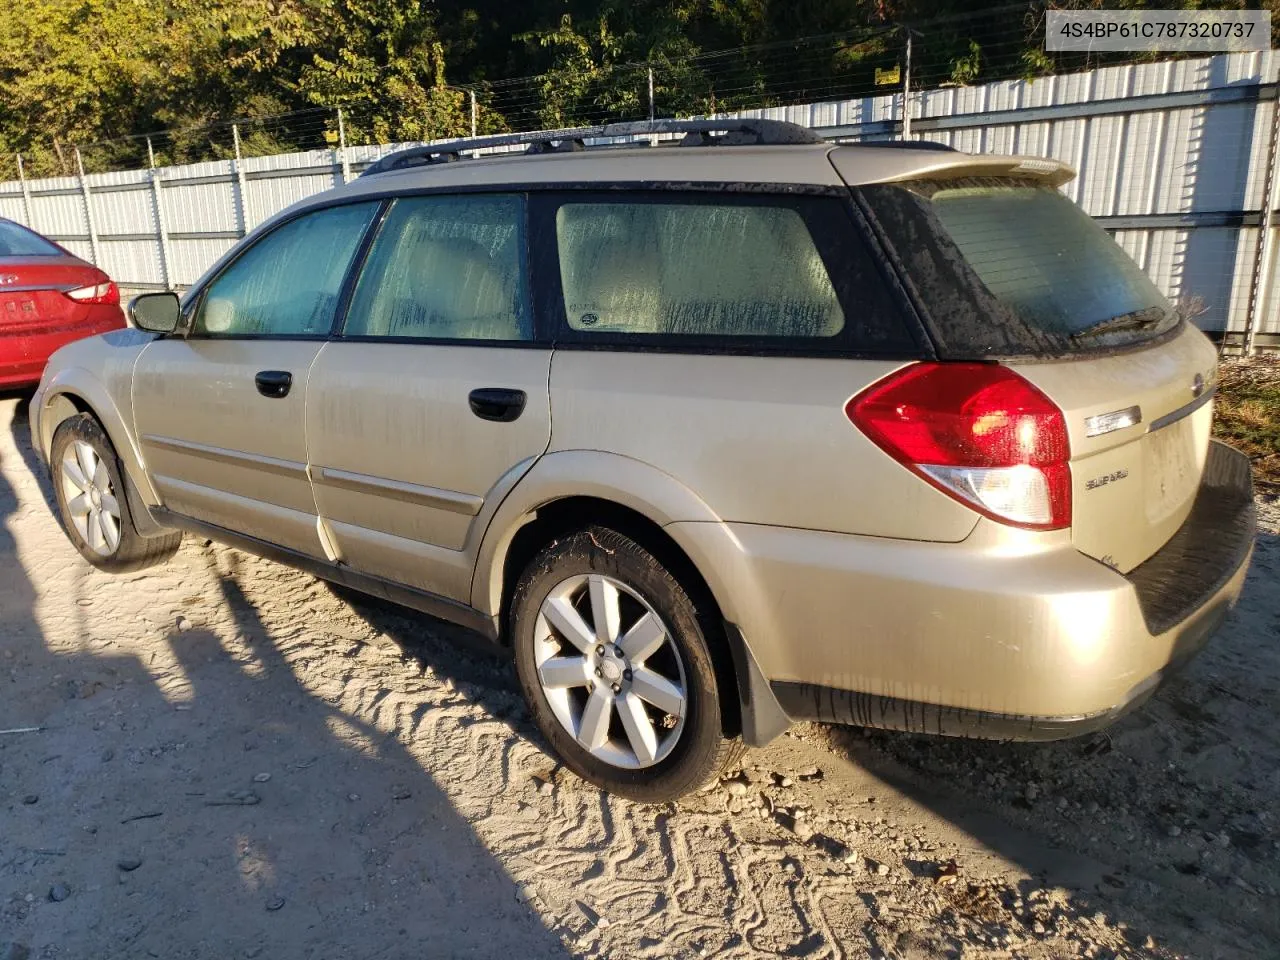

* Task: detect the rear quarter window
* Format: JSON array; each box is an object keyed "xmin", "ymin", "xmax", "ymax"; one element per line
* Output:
[{"xmin": 540, "ymin": 191, "xmax": 917, "ymax": 355}]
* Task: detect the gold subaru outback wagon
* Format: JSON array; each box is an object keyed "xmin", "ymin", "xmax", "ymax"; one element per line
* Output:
[{"xmin": 31, "ymin": 119, "xmax": 1255, "ymax": 801}]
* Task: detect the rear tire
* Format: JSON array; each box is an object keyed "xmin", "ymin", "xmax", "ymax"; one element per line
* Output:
[
  {"xmin": 50, "ymin": 413, "xmax": 181, "ymax": 572},
  {"xmin": 510, "ymin": 526, "xmax": 742, "ymax": 803}
]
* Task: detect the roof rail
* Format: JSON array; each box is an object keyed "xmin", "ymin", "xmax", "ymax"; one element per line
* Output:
[
  {"xmin": 359, "ymin": 118, "xmax": 824, "ymax": 178},
  {"xmin": 847, "ymin": 140, "xmax": 958, "ymax": 152}
]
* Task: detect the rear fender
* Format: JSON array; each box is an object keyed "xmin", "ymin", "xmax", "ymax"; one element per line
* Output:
[{"xmin": 470, "ymin": 449, "xmax": 791, "ymax": 746}]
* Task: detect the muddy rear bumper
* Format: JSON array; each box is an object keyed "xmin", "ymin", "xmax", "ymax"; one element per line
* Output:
[
  {"xmin": 1124, "ymin": 441, "xmax": 1256, "ymax": 637},
  {"xmin": 769, "ymin": 562, "xmax": 1245, "ymax": 740},
  {"xmin": 679, "ymin": 442, "xmax": 1256, "ymax": 744}
]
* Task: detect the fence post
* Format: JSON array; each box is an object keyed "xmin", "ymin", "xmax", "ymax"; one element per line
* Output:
[
  {"xmin": 470, "ymin": 91, "xmax": 478, "ymax": 139},
  {"xmin": 15, "ymin": 154, "xmax": 34, "ymax": 228},
  {"xmin": 648, "ymin": 66, "xmax": 656, "ymax": 122},
  {"xmin": 147, "ymin": 137, "xmax": 157, "ymax": 170},
  {"xmin": 149, "ymin": 167, "xmax": 173, "ymax": 292},
  {"xmin": 231, "ymin": 123, "xmax": 249, "ymax": 237},
  {"xmin": 1244, "ymin": 87, "xmax": 1280, "ymax": 356},
  {"xmin": 901, "ymin": 32, "xmax": 914, "ymax": 140},
  {"xmin": 74, "ymin": 147, "xmax": 102, "ymax": 267},
  {"xmin": 336, "ymin": 108, "xmax": 352, "ymax": 184}
]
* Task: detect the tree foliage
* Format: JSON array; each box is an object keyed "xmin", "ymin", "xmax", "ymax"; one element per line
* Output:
[{"xmin": 2, "ymin": 0, "xmax": 1276, "ymax": 176}]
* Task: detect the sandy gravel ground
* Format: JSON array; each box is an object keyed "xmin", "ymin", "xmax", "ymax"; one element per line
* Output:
[{"xmin": 1, "ymin": 394, "xmax": 1277, "ymax": 960}]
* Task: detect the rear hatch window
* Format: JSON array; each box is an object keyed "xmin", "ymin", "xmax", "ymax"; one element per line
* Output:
[
  {"xmin": 858, "ymin": 178, "xmax": 1182, "ymax": 358},
  {"xmin": 860, "ymin": 177, "xmax": 1221, "ymax": 575}
]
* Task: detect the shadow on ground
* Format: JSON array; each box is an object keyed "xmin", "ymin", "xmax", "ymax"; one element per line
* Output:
[
  {"xmin": 0, "ymin": 393, "xmax": 567, "ymax": 959},
  {"xmin": 6, "ymin": 388, "xmax": 1279, "ymax": 958}
]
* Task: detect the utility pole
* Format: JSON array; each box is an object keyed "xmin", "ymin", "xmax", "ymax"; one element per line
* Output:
[
  {"xmin": 470, "ymin": 90, "xmax": 478, "ymax": 139},
  {"xmin": 648, "ymin": 66, "xmax": 656, "ymax": 122}
]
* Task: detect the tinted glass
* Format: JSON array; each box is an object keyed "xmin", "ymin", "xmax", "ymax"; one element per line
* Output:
[
  {"xmin": 344, "ymin": 194, "xmax": 529, "ymax": 340},
  {"xmin": 861, "ymin": 179, "xmax": 1178, "ymax": 357},
  {"xmin": 0, "ymin": 220, "xmax": 61, "ymax": 257},
  {"xmin": 194, "ymin": 202, "xmax": 378, "ymax": 337},
  {"xmin": 555, "ymin": 202, "xmax": 844, "ymax": 338}
]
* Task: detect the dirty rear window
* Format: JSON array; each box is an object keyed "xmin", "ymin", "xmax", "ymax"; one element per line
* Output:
[{"xmin": 860, "ymin": 178, "xmax": 1179, "ymax": 358}]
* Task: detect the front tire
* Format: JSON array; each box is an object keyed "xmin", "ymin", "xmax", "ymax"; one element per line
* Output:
[
  {"xmin": 50, "ymin": 414, "xmax": 181, "ymax": 572},
  {"xmin": 510, "ymin": 526, "xmax": 741, "ymax": 802}
]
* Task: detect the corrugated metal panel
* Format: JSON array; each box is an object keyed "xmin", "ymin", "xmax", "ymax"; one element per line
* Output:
[
  {"xmin": 167, "ymin": 237, "xmax": 239, "ymax": 286},
  {"xmin": 165, "ymin": 176, "xmax": 240, "ymax": 234},
  {"xmin": 243, "ymin": 172, "xmax": 338, "ymax": 229},
  {"xmin": 98, "ymin": 238, "xmax": 165, "ymax": 287},
  {"xmin": 91, "ymin": 184, "xmax": 156, "ymax": 236}
]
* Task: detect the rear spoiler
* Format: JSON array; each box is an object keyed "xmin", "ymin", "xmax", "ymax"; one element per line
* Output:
[{"xmin": 829, "ymin": 145, "xmax": 1077, "ymax": 188}]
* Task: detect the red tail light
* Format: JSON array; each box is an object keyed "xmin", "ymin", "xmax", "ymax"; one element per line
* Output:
[
  {"xmin": 64, "ymin": 281, "xmax": 119, "ymax": 305},
  {"xmin": 846, "ymin": 363, "xmax": 1072, "ymax": 530}
]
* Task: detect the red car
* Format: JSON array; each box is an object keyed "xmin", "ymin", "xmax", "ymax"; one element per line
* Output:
[{"xmin": 0, "ymin": 218, "xmax": 126, "ymax": 389}]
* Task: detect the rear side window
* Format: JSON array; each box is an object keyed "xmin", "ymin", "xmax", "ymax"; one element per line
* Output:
[
  {"xmin": 193, "ymin": 202, "xmax": 379, "ymax": 337},
  {"xmin": 860, "ymin": 179, "xmax": 1178, "ymax": 358},
  {"xmin": 344, "ymin": 194, "xmax": 530, "ymax": 341},
  {"xmin": 0, "ymin": 220, "xmax": 61, "ymax": 257},
  {"xmin": 544, "ymin": 192, "xmax": 915, "ymax": 354}
]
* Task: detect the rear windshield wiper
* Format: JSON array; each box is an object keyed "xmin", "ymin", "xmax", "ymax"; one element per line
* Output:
[{"xmin": 1071, "ymin": 307, "xmax": 1168, "ymax": 340}]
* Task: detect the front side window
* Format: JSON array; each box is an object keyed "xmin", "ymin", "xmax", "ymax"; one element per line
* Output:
[
  {"xmin": 193, "ymin": 202, "xmax": 379, "ymax": 337},
  {"xmin": 343, "ymin": 194, "xmax": 530, "ymax": 341},
  {"xmin": 555, "ymin": 201, "xmax": 845, "ymax": 339}
]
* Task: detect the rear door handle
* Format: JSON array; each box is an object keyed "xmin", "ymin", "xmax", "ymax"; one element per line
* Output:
[
  {"xmin": 255, "ymin": 370, "xmax": 293, "ymax": 399},
  {"xmin": 468, "ymin": 387, "xmax": 526, "ymax": 422}
]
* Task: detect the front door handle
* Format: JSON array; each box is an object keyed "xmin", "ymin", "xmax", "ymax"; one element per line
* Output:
[
  {"xmin": 468, "ymin": 387, "xmax": 526, "ymax": 422},
  {"xmin": 255, "ymin": 370, "xmax": 293, "ymax": 399}
]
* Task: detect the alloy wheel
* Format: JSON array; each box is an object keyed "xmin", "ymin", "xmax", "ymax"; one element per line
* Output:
[
  {"xmin": 533, "ymin": 573, "xmax": 688, "ymax": 769},
  {"xmin": 60, "ymin": 440, "xmax": 121, "ymax": 557}
]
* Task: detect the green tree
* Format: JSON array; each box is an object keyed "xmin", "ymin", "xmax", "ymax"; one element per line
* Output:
[{"xmin": 298, "ymin": 0, "xmax": 471, "ymax": 143}]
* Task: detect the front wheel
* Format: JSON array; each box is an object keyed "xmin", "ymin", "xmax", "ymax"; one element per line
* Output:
[
  {"xmin": 510, "ymin": 526, "xmax": 741, "ymax": 802},
  {"xmin": 50, "ymin": 413, "xmax": 182, "ymax": 572}
]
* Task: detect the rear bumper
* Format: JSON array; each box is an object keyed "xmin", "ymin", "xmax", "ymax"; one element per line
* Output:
[
  {"xmin": 0, "ymin": 314, "xmax": 124, "ymax": 388},
  {"xmin": 769, "ymin": 565, "xmax": 1243, "ymax": 739},
  {"xmin": 674, "ymin": 441, "xmax": 1255, "ymax": 740}
]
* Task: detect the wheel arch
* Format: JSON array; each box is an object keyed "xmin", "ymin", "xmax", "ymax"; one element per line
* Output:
[
  {"xmin": 472, "ymin": 451, "xmax": 772, "ymax": 742},
  {"xmin": 37, "ymin": 368, "xmax": 160, "ymax": 505}
]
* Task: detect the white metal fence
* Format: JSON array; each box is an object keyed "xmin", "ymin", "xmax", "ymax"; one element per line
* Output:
[{"xmin": 2, "ymin": 51, "xmax": 1278, "ymax": 350}]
